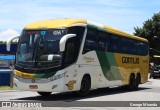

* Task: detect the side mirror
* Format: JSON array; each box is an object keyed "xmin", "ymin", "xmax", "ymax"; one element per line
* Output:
[
  {"xmin": 6, "ymin": 36, "xmax": 20, "ymax": 51},
  {"xmin": 59, "ymin": 34, "xmax": 76, "ymax": 52}
]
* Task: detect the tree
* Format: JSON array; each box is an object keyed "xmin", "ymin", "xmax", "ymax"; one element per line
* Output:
[{"xmin": 134, "ymin": 12, "xmax": 160, "ymax": 56}]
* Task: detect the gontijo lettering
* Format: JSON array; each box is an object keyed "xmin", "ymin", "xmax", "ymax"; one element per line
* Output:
[{"xmin": 122, "ymin": 57, "xmax": 139, "ymax": 64}]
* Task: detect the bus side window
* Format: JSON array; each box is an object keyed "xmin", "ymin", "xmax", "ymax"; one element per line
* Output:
[
  {"xmin": 83, "ymin": 28, "xmax": 97, "ymax": 54},
  {"xmin": 97, "ymin": 31, "xmax": 110, "ymax": 52},
  {"xmin": 98, "ymin": 31, "xmax": 106, "ymax": 51},
  {"xmin": 121, "ymin": 37, "xmax": 127, "ymax": 54},
  {"xmin": 110, "ymin": 34, "xmax": 120, "ymax": 53},
  {"xmin": 137, "ymin": 41, "xmax": 148, "ymax": 56},
  {"xmin": 105, "ymin": 33, "xmax": 110, "ymax": 52}
]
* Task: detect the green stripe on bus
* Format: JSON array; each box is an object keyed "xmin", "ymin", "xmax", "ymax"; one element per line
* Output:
[
  {"xmin": 34, "ymin": 74, "xmax": 45, "ymax": 78},
  {"xmin": 106, "ymin": 52, "xmax": 122, "ymax": 80},
  {"xmin": 96, "ymin": 51, "xmax": 122, "ymax": 81},
  {"xmin": 43, "ymin": 72, "xmax": 56, "ymax": 78},
  {"xmin": 87, "ymin": 25, "xmax": 106, "ymax": 32}
]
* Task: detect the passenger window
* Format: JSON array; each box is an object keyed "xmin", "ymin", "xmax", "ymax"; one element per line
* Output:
[
  {"xmin": 110, "ymin": 34, "xmax": 120, "ymax": 53},
  {"xmin": 83, "ymin": 28, "xmax": 97, "ymax": 54},
  {"xmin": 98, "ymin": 32, "xmax": 106, "ymax": 51}
]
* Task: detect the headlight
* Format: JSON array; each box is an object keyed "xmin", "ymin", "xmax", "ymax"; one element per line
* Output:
[{"xmin": 48, "ymin": 73, "xmax": 65, "ymax": 81}]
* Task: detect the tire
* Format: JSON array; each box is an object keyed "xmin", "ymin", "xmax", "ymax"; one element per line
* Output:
[
  {"xmin": 128, "ymin": 74, "xmax": 135, "ymax": 90},
  {"xmin": 77, "ymin": 76, "xmax": 91, "ymax": 96},
  {"xmin": 37, "ymin": 92, "xmax": 52, "ymax": 96},
  {"xmin": 134, "ymin": 74, "xmax": 141, "ymax": 90}
]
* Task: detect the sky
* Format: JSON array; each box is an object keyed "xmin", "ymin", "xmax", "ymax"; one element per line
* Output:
[{"xmin": 0, "ymin": 0, "xmax": 160, "ymax": 41}]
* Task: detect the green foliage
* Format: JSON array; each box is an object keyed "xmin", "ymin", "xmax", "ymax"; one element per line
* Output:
[
  {"xmin": 0, "ymin": 41, "xmax": 17, "ymax": 44},
  {"xmin": 134, "ymin": 12, "xmax": 160, "ymax": 56},
  {"xmin": 0, "ymin": 41, "xmax": 5, "ymax": 44},
  {"xmin": 0, "ymin": 86, "xmax": 13, "ymax": 90}
]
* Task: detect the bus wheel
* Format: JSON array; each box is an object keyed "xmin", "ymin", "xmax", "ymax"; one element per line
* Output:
[
  {"xmin": 128, "ymin": 74, "xmax": 135, "ymax": 90},
  {"xmin": 135, "ymin": 74, "xmax": 141, "ymax": 90},
  {"xmin": 77, "ymin": 76, "xmax": 91, "ymax": 96},
  {"xmin": 37, "ymin": 92, "xmax": 52, "ymax": 96}
]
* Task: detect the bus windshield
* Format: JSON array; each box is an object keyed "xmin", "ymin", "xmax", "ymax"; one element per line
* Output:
[{"xmin": 16, "ymin": 29, "xmax": 67, "ymax": 69}]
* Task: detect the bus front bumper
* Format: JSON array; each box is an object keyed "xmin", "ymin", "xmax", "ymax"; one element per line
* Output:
[{"xmin": 13, "ymin": 77, "xmax": 64, "ymax": 92}]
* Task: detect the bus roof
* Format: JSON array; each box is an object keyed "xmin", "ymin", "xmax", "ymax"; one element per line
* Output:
[
  {"xmin": 24, "ymin": 18, "xmax": 148, "ymax": 42},
  {"xmin": 24, "ymin": 18, "xmax": 87, "ymax": 29},
  {"xmin": 103, "ymin": 26, "xmax": 148, "ymax": 42}
]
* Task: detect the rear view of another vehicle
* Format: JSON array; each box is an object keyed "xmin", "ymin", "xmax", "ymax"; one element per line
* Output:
[{"xmin": 153, "ymin": 65, "xmax": 160, "ymax": 79}]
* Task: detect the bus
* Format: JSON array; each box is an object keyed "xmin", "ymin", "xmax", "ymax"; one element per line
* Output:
[{"xmin": 7, "ymin": 18, "xmax": 149, "ymax": 96}]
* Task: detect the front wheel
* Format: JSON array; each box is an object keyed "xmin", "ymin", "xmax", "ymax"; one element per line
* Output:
[
  {"xmin": 77, "ymin": 77, "xmax": 91, "ymax": 96},
  {"xmin": 37, "ymin": 92, "xmax": 52, "ymax": 96}
]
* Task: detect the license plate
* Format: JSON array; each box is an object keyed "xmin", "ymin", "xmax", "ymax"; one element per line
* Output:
[{"xmin": 29, "ymin": 85, "xmax": 38, "ymax": 89}]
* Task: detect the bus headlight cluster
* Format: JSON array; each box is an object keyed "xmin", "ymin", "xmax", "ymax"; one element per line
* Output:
[{"xmin": 48, "ymin": 73, "xmax": 65, "ymax": 81}]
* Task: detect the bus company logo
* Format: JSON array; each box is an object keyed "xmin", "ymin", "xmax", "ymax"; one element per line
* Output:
[
  {"xmin": 53, "ymin": 30, "xmax": 64, "ymax": 36},
  {"xmin": 83, "ymin": 56, "xmax": 94, "ymax": 62},
  {"xmin": 122, "ymin": 57, "xmax": 139, "ymax": 64},
  {"xmin": 66, "ymin": 80, "xmax": 76, "ymax": 90}
]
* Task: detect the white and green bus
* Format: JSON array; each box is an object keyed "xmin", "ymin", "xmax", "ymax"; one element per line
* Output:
[{"xmin": 7, "ymin": 19, "xmax": 149, "ymax": 96}]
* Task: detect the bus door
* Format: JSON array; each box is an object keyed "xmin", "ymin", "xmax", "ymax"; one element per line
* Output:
[{"xmin": 63, "ymin": 37, "xmax": 80, "ymax": 91}]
